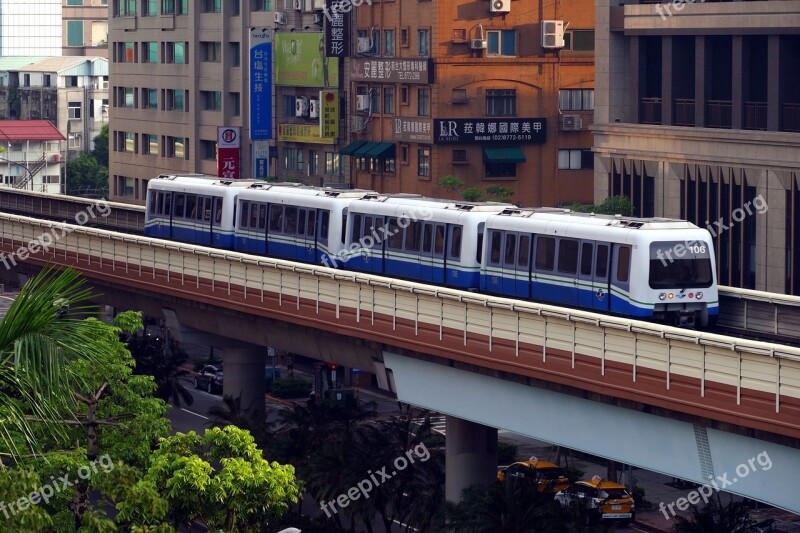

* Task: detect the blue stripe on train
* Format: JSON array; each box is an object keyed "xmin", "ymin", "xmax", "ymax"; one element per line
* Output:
[
  {"xmin": 342, "ymin": 255, "xmax": 479, "ymax": 290},
  {"xmin": 144, "ymin": 224, "xmax": 234, "ymax": 250}
]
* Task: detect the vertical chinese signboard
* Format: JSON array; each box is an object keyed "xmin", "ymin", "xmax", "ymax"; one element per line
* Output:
[
  {"xmin": 250, "ymin": 28, "xmax": 272, "ymax": 139},
  {"xmin": 324, "ymin": 0, "xmax": 350, "ymax": 58},
  {"xmin": 217, "ymin": 127, "xmax": 241, "ymax": 179},
  {"xmin": 320, "ymin": 90, "xmax": 339, "ymax": 139}
]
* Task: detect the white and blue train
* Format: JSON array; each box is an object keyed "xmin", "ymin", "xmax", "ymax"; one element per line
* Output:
[{"xmin": 144, "ymin": 174, "xmax": 718, "ymax": 328}]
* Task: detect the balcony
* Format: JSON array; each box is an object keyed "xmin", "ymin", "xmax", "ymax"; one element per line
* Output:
[
  {"xmin": 743, "ymin": 101, "xmax": 767, "ymax": 131},
  {"xmin": 706, "ymin": 100, "xmax": 732, "ymax": 129},
  {"xmin": 673, "ymin": 99, "xmax": 695, "ymax": 127},
  {"xmin": 780, "ymin": 103, "xmax": 800, "ymax": 133},
  {"xmin": 640, "ymin": 97, "xmax": 662, "ymax": 125}
]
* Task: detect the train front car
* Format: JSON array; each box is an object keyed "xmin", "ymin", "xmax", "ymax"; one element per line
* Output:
[{"xmin": 635, "ymin": 225, "xmax": 718, "ymax": 328}]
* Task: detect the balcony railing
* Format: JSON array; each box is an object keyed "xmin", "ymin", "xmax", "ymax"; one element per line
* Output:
[
  {"xmin": 706, "ymin": 100, "xmax": 732, "ymax": 129},
  {"xmin": 743, "ymin": 101, "xmax": 767, "ymax": 131},
  {"xmin": 780, "ymin": 103, "xmax": 800, "ymax": 133},
  {"xmin": 673, "ymin": 99, "xmax": 695, "ymax": 127},
  {"xmin": 640, "ymin": 97, "xmax": 662, "ymax": 125}
]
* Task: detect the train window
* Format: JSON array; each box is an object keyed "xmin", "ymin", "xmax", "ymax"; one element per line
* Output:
[
  {"xmin": 269, "ymin": 205, "xmax": 283, "ymax": 232},
  {"xmin": 298, "ymin": 209, "xmax": 307, "ymax": 236},
  {"xmin": 258, "ymin": 204, "xmax": 267, "ymax": 230},
  {"xmin": 596, "ymin": 245, "xmax": 609, "ymax": 278},
  {"xmin": 387, "ymin": 218, "xmax": 403, "ymax": 250},
  {"xmin": 535, "ymin": 236, "xmax": 555, "ymax": 271},
  {"xmin": 214, "ymin": 197, "xmax": 222, "ymax": 225},
  {"xmin": 156, "ymin": 192, "xmax": 164, "ymax": 215},
  {"xmin": 364, "ymin": 216, "xmax": 374, "ymax": 239},
  {"xmin": 422, "ymin": 223, "xmax": 433, "ymax": 253},
  {"xmin": 240, "ymin": 201, "xmax": 249, "ymax": 228},
  {"xmin": 148, "ymin": 191, "xmax": 156, "ymax": 215},
  {"xmin": 476, "ymin": 223, "xmax": 485, "ymax": 264},
  {"xmin": 558, "ymin": 239, "xmax": 579, "ymax": 274},
  {"xmin": 504, "ymin": 233, "xmax": 517, "ymax": 266},
  {"xmin": 616, "ymin": 245, "xmax": 631, "ymax": 282},
  {"xmin": 249, "ymin": 202, "xmax": 258, "ymax": 228},
  {"xmin": 518, "ymin": 235, "xmax": 530, "ymax": 268},
  {"xmin": 174, "ymin": 194, "xmax": 186, "ymax": 218},
  {"xmin": 434, "ymin": 224, "xmax": 445, "ymax": 256},
  {"xmin": 203, "ymin": 197, "xmax": 212, "ymax": 221},
  {"xmin": 489, "ymin": 231, "xmax": 502, "ymax": 265},
  {"xmin": 319, "ymin": 210, "xmax": 330, "ymax": 244},
  {"xmin": 405, "ymin": 221, "xmax": 422, "ymax": 252},
  {"xmin": 284, "ymin": 207, "xmax": 298, "ymax": 235},
  {"xmin": 307, "ymin": 210, "xmax": 316, "ymax": 237},
  {"xmin": 351, "ymin": 214, "xmax": 362, "ymax": 243},
  {"xmin": 580, "ymin": 242, "xmax": 593, "ymax": 276},
  {"xmin": 341, "ymin": 209, "xmax": 348, "ymax": 244},
  {"xmin": 448, "ymin": 225, "xmax": 462, "ymax": 261}
]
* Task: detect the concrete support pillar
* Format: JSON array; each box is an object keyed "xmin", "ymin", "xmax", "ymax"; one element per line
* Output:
[
  {"xmin": 695, "ymin": 36, "xmax": 707, "ymax": 127},
  {"xmin": 445, "ymin": 416, "xmax": 497, "ymax": 502},
  {"xmin": 732, "ymin": 36, "xmax": 744, "ymax": 130},
  {"xmin": 662, "ymin": 36, "xmax": 673, "ymax": 126},
  {"xmin": 767, "ymin": 35, "xmax": 780, "ymax": 131},
  {"xmin": 223, "ymin": 347, "xmax": 266, "ymax": 420}
]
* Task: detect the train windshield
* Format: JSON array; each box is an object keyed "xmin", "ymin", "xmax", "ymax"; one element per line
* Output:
[{"xmin": 649, "ymin": 241, "xmax": 713, "ymax": 289}]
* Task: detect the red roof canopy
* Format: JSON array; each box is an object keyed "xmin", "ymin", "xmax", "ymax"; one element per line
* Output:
[{"xmin": 0, "ymin": 120, "xmax": 65, "ymax": 141}]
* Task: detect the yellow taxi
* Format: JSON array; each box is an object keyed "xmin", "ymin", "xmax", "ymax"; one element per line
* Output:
[
  {"xmin": 554, "ymin": 476, "xmax": 635, "ymax": 524},
  {"xmin": 497, "ymin": 457, "xmax": 570, "ymax": 494}
]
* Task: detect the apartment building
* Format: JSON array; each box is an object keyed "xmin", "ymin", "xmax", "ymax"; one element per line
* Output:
[
  {"xmin": 107, "ymin": 0, "xmax": 276, "ymax": 204},
  {"xmin": 594, "ymin": 0, "xmax": 800, "ymax": 293},
  {"xmin": 341, "ymin": 0, "xmax": 595, "ymax": 206},
  {"xmin": 62, "ymin": 0, "xmax": 110, "ymax": 59}
]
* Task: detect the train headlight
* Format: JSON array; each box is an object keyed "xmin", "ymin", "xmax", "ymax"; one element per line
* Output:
[
  {"xmin": 659, "ymin": 293, "xmax": 666, "ymax": 300},
  {"xmin": 688, "ymin": 293, "xmax": 694, "ymax": 298},
  {"xmin": 696, "ymin": 292, "xmax": 703, "ymax": 299},
  {"xmin": 668, "ymin": 293, "xmax": 674, "ymax": 299}
]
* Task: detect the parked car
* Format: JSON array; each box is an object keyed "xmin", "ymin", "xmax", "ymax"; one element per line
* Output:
[
  {"xmin": 554, "ymin": 477, "xmax": 635, "ymax": 525},
  {"xmin": 497, "ymin": 458, "xmax": 570, "ymax": 494},
  {"xmin": 194, "ymin": 364, "xmax": 224, "ymax": 394}
]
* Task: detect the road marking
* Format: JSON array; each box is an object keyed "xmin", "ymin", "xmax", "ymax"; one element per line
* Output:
[
  {"xmin": 180, "ymin": 407, "xmax": 210, "ymax": 420},
  {"xmin": 391, "ymin": 519, "xmax": 418, "ymax": 531}
]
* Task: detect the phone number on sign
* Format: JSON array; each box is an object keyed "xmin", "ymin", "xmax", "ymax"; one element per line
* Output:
[{"xmin": 473, "ymin": 135, "xmax": 534, "ymax": 141}]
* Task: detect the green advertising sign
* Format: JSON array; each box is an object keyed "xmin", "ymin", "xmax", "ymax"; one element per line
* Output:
[{"xmin": 274, "ymin": 33, "xmax": 339, "ymax": 87}]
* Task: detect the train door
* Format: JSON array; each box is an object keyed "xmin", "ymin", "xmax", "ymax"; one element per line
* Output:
[
  {"xmin": 516, "ymin": 234, "xmax": 533, "ymax": 299},
  {"xmin": 164, "ymin": 192, "xmax": 174, "ymax": 239},
  {"xmin": 419, "ymin": 222, "xmax": 446, "ymax": 284},
  {"xmin": 610, "ymin": 244, "xmax": 631, "ymax": 314},
  {"xmin": 297, "ymin": 208, "xmax": 316, "ymax": 264},
  {"xmin": 485, "ymin": 229, "xmax": 504, "ymax": 293},
  {"xmin": 432, "ymin": 223, "xmax": 446, "ymax": 284},
  {"xmin": 555, "ymin": 238, "xmax": 579, "ymax": 306},
  {"xmin": 592, "ymin": 243, "xmax": 611, "ymax": 312},
  {"xmin": 532, "ymin": 235, "xmax": 555, "ymax": 302},
  {"xmin": 445, "ymin": 225, "xmax": 463, "ymax": 287},
  {"xmin": 200, "ymin": 196, "xmax": 213, "ymax": 246},
  {"xmin": 501, "ymin": 232, "xmax": 518, "ymax": 295},
  {"xmin": 577, "ymin": 241, "xmax": 595, "ymax": 309}
]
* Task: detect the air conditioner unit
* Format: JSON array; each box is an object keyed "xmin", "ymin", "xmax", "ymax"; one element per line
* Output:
[
  {"xmin": 490, "ymin": 0, "xmax": 511, "ymax": 13},
  {"xmin": 542, "ymin": 20, "xmax": 565, "ymax": 48},
  {"xmin": 356, "ymin": 94, "xmax": 371, "ymax": 113},
  {"xmin": 470, "ymin": 39, "xmax": 487, "ymax": 50},
  {"xmin": 293, "ymin": 0, "xmax": 302, "ymax": 10},
  {"xmin": 561, "ymin": 114, "xmax": 582, "ymax": 130},
  {"xmin": 357, "ymin": 37, "xmax": 372, "ymax": 54},
  {"xmin": 309, "ymin": 99, "xmax": 319, "ymax": 118},
  {"xmin": 313, "ymin": 0, "xmax": 325, "ymax": 9},
  {"xmin": 274, "ymin": 11, "xmax": 287, "ymax": 24},
  {"xmin": 296, "ymin": 97, "xmax": 309, "ymax": 117},
  {"xmin": 313, "ymin": 12, "xmax": 323, "ymax": 25}
]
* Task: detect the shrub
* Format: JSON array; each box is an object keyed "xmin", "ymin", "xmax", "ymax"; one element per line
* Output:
[
  {"xmin": 497, "ymin": 441, "xmax": 518, "ymax": 464},
  {"xmin": 271, "ymin": 378, "xmax": 312, "ymax": 398}
]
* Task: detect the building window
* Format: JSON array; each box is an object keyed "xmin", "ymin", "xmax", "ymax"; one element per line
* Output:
[
  {"xmin": 383, "ymin": 30, "xmax": 395, "ymax": 57},
  {"xmin": 417, "ymin": 88, "xmax": 429, "ymax": 116},
  {"xmin": 401, "ymin": 86, "xmax": 409, "ymax": 105},
  {"xmin": 67, "ymin": 0, "xmax": 84, "ymax": 5},
  {"xmin": 230, "ymin": 42, "xmax": 241, "ymax": 66},
  {"xmin": 325, "ymin": 153, "xmax": 341, "ymax": 175},
  {"xmin": 166, "ymin": 42, "xmax": 187, "ymax": 63},
  {"xmin": 201, "ymin": 140, "xmax": 217, "ymax": 160},
  {"xmin": 383, "ymin": 87, "xmax": 394, "ymax": 114},
  {"xmin": 486, "ymin": 89, "xmax": 516, "ymax": 116},
  {"xmin": 557, "ymin": 149, "xmax": 594, "ymax": 170},
  {"xmin": 401, "ymin": 145, "xmax": 409, "ymax": 164},
  {"xmin": 453, "ymin": 149, "xmax": 467, "ymax": 163},
  {"xmin": 143, "ymin": 42, "xmax": 158, "ymax": 63},
  {"xmin": 284, "ymin": 95, "xmax": 296, "ymax": 116},
  {"xmin": 143, "ymin": 134, "xmax": 158, "ymax": 155},
  {"xmin": 418, "ymin": 147, "xmax": 430, "ymax": 176},
  {"xmin": 230, "ymin": 92, "xmax": 241, "ymax": 116},
  {"xmin": 201, "ymin": 42, "xmax": 221, "ymax": 62},
  {"xmin": 166, "ymin": 136, "xmax": 187, "ymax": 158},
  {"xmin": 202, "ymin": 0, "xmax": 221, "ymax": 12},
  {"xmin": 69, "ymin": 133, "xmax": 82, "ymax": 149},
  {"xmin": 418, "ymin": 29, "xmax": 430, "ymax": 57},
  {"xmin": 253, "ymin": 0, "xmax": 272, "ymax": 11},
  {"xmin": 371, "ymin": 88, "xmax": 380, "ymax": 114},
  {"xmin": 144, "ymin": 0, "xmax": 158, "ymax": 15},
  {"xmin": 452, "ymin": 28, "xmax": 467, "ymax": 41},
  {"xmin": 559, "ymin": 89, "xmax": 594, "ymax": 111},
  {"xmin": 400, "ymin": 27, "xmax": 410, "ymax": 47},
  {"xmin": 121, "ymin": 87, "xmax": 135, "ymax": 108},
  {"xmin": 143, "ymin": 89, "xmax": 158, "ymax": 109},
  {"xmin": 161, "ymin": 0, "xmax": 175, "ymax": 13},
  {"xmin": 308, "ymin": 150, "xmax": 319, "ymax": 175},
  {"xmin": 201, "ymin": 91, "xmax": 222, "ymax": 111},
  {"xmin": 166, "ymin": 89, "xmax": 186, "ymax": 111},
  {"xmin": 232, "ymin": 0, "xmax": 240, "ymax": 15},
  {"xmin": 117, "ymin": 42, "xmax": 135, "ymax": 62},
  {"xmin": 117, "ymin": 131, "xmax": 136, "ymax": 153},
  {"xmin": 116, "ymin": 0, "xmax": 137, "ymax": 16},
  {"xmin": 384, "ymin": 158, "xmax": 396, "ymax": 173},
  {"xmin": 485, "ymin": 162, "xmax": 516, "ymax": 178},
  {"xmin": 66, "ymin": 21, "xmax": 83, "ymax": 47},
  {"xmin": 487, "ymin": 30, "xmax": 516, "ymax": 57},
  {"xmin": 564, "ymin": 30, "xmax": 594, "ymax": 52},
  {"xmin": 68, "ymin": 101, "xmax": 82, "ymax": 119},
  {"xmin": 284, "ymin": 148, "xmax": 303, "ymax": 171}
]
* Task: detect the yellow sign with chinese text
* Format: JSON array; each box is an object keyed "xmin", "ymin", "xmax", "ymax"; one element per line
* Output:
[
  {"xmin": 320, "ymin": 90, "xmax": 339, "ymax": 139},
  {"xmin": 278, "ymin": 124, "xmax": 335, "ymax": 144}
]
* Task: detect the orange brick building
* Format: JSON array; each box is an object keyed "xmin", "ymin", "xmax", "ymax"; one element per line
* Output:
[{"xmin": 342, "ymin": 0, "xmax": 595, "ymax": 207}]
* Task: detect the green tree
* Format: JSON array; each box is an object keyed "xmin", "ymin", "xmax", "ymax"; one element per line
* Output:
[
  {"xmin": 128, "ymin": 333, "xmax": 194, "ymax": 408},
  {"xmin": 127, "ymin": 426, "xmax": 301, "ymax": 531},
  {"xmin": 671, "ymin": 495, "xmax": 752, "ymax": 533},
  {"xmin": 91, "ymin": 124, "xmax": 109, "ymax": 169},
  {"xmin": 570, "ymin": 195, "xmax": 635, "ymax": 216},
  {"xmin": 486, "ymin": 185, "xmax": 515, "ymax": 203},
  {"xmin": 0, "ymin": 267, "xmax": 117, "ymax": 462},
  {"xmin": 65, "ymin": 152, "xmax": 109, "ymax": 197}
]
